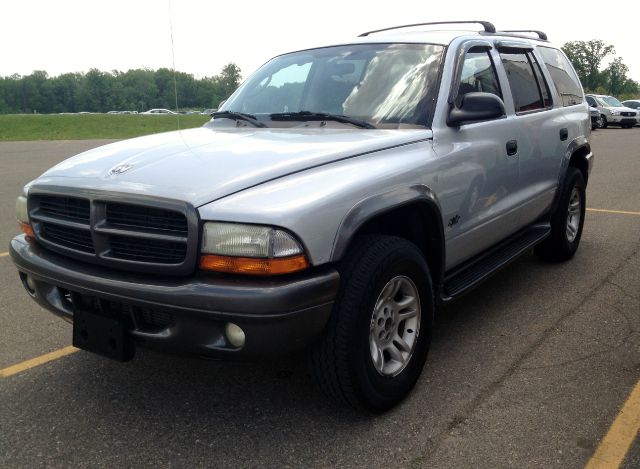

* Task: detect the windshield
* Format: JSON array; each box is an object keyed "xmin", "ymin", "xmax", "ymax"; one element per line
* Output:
[
  {"xmin": 601, "ymin": 96, "xmax": 623, "ymax": 107},
  {"xmin": 220, "ymin": 43, "xmax": 444, "ymax": 128}
]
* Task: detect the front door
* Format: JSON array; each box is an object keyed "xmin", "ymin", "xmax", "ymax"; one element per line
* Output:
[{"xmin": 432, "ymin": 44, "xmax": 520, "ymax": 270}]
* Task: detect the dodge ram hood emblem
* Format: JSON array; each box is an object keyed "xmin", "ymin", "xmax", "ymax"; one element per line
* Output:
[{"xmin": 109, "ymin": 163, "xmax": 133, "ymax": 175}]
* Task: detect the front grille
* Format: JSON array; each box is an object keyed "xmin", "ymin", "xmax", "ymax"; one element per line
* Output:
[
  {"xmin": 41, "ymin": 222, "xmax": 94, "ymax": 253},
  {"xmin": 29, "ymin": 192, "xmax": 196, "ymax": 275},
  {"xmin": 106, "ymin": 203, "xmax": 188, "ymax": 235},
  {"xmin": 621, "ymin": 112, "xmax": 636, "ymax": 117},
  {"xmin": 38, "ymin": 196, "xmax": 90, "ymax": 223},
  {"xmin": 109, "ymin": 235, "xmax": 186, "ymax": 264}
]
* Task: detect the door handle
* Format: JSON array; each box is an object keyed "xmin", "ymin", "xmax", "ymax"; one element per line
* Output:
[
  {"xmin": 560, "ymin": 128, "xmax": 569, "ymax": 141},
  {"xmin": 506, "ymin": 140, "xmax": 518, "ymax": 156}
]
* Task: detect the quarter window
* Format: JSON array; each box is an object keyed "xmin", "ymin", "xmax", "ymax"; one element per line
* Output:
[
  {"xmin": 538, "ymin": 47, "xmax": 584, "ymax": 106},
  {"xmin": 499, "ymin": 51, "xmax": 546, "ymax": 113}
]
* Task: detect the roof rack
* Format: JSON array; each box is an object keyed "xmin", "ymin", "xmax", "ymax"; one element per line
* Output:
[
  {"xmin": 499, "ymin": 30, "xmax": 548, "ymax": 41},
  {"xmin": 358, "ymin": 21, "xmax": 496, "ymax": 37}
]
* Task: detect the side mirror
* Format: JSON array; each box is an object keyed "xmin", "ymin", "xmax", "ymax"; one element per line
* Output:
[{"xmin": 447, "ymin": 92, "xmax": 505, "ymax": 126}]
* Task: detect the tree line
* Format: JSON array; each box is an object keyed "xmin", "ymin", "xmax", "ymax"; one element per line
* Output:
[
  {"xmin": 1, "ymin": 41, "xmax": 637, "ymax": 115},
  {"xmin": 562, "ymin": 40, "xmax": 638, "ymax": 97},
  {"xmin": 0, "ymin": 63, "xmax": 242, "ymax": 114}
]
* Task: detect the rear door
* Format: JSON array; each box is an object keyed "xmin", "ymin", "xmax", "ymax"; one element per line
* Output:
[{"xmin": 496, "ymin": 44, "xmax": 568, "ymax": 225}]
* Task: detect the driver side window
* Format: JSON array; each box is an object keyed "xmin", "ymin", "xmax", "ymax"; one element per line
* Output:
[{"xmin": 456, "ymin": 48, "xmax": 502, "ymax": 106}]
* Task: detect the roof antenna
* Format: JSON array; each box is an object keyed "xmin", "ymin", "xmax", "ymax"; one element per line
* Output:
[{"xmin": 168, "ymin": 0, "xmax": 180, "ymax": 129}]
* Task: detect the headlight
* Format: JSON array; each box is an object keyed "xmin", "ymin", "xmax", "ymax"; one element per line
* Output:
[
  {"xmin": 610, "ymin": 110, "xmax": 620, "ymax": 115},
  {"xmin": 16, "ymin": 195, "xmax": 29, "ymax": 223},
  {"xmin": 200, "ymin": 222, "xmax": 309, "ymax": 275},
  {"xmin": 16, "ymin": 194, "xmax": 35, "ymax": 238}
]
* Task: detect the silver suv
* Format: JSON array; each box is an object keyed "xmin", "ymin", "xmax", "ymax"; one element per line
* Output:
[
  {"xmin": 586, "ymin": 94, "xmax": 637, "ymax": 128},
  {"xmin": 11, "ymin": 21, "xmax": 593, "ymax": 411}
]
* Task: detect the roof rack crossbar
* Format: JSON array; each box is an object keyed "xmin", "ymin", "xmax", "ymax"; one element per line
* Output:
[
  {"xmin": 500, "ymin": 30, "xmax": 548, "ymax": 41},
  {"xmin": 358, "ymin": 21, "xmax": 496, "ymax": 37}
]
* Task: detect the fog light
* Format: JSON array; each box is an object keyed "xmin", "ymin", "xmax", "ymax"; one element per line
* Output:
[
  {"xmin": 225, "ymin": 322, "xmax": 245, "ymax": 348},
  {"xmin": 22, "ymin": 275, "xmax": 36, "ymax": 296}
]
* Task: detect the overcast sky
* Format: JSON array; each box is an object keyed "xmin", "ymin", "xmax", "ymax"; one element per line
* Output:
[{"xmin": 3, "ymin": 0, "xmax": 639, "ymax": 84}]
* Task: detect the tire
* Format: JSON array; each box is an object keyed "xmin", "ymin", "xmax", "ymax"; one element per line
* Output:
[
  {"xmin": 601, "ymin": 115, "xmax": 608, "ymax": 129},
  {"xmin": 536, "ymin": 167, "xmax": 586, "ymax": 262},
  {"xmin": 596, "ymin": 115, "xmax": 604, "ymax": 129},
  {"xmin": 309, "ymin": 235, "xmax": 433, "ymax": 412}
]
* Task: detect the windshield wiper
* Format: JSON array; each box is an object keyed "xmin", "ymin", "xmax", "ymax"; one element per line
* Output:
[
  {"xmin": 211, "ymin": 111, "xmax": 267, "ymax": 128},
  {"xmin": 269, "ymin": 111, "xmax": 376, "ymax": 129}
]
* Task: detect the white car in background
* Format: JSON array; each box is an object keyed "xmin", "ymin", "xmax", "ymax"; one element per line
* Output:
[
  {"xmin": 141, "ymin": 109, "xmax": 177, "ymax": 115},
  {"xmin": 585, "ymin": 94, "xmax": 637, "ymax": 128},
  {"xmin": 621, "ymin": 100, "xmax": 640, "ymax": 126}
]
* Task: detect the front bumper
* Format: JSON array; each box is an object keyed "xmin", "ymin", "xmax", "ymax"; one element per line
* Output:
[
  {"xmin": 607, "ymin": 115, "xmax": 636, "ymax": 126},
  {"xmin": 10, "ymin": 235, "xmax": 339, "ymax": 359}
]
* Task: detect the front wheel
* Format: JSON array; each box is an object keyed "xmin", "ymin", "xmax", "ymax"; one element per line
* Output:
[
  {"xmin": 536, "ymin": 167, "xmax": 586, "ymax": 262},
  {"xmin": 593, "ymin": 115, "xmax": 603, "ymax": 130},
  {"xmin": 309, "ymin": 235, "xmax": 433, "ymax": 412},
  {"xmin": 601, "ymin": 115, "xmax": 608, "ymax": 129}
]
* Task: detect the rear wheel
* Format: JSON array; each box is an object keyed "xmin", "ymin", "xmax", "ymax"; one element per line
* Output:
[
  {"xmin": 536, "ymin": 167, "xmax": 586, "ymax": 261},
  {"xmin": 309, "ymin": 235, "xmax": 433, "ymax": 412}
]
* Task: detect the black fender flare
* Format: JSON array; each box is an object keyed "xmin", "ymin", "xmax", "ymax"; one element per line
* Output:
[{"xmin": 330, "ymin": 184, "xmax": 446, "ymax": 289}]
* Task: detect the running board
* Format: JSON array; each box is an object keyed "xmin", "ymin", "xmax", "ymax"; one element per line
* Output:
[{"xmin": 442, "ymin": 223, "xmax": 550, "ymax": 302}]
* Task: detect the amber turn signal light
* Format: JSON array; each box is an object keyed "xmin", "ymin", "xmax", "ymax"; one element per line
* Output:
[
  {"xmin": 199, "ymin": 254, "xmax": 309, "ymax": 276},
  {"xmin": 19, "ymin": 222, "xmax": 35, "ymax": 238}
]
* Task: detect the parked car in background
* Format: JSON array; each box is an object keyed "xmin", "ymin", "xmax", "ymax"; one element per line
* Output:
[
  {"xmin": 201, "ymin": 108, "xmax": 217, "ymax": 115},
  {"xmin": 585, "ymin": 94, "xmax": 637, "ymax": 128},
  {"xmin": 141, "ymin": 109, "xmax": 177, "ymax": 115},
  {"xmin": 589, "ymin": 105, "xmax": 602, "ymax": 130},
  {"xmin": 621, "ymin": 100, "xmax": 640, "ymax": 126}
]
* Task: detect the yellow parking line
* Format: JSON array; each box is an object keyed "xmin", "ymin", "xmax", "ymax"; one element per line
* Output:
[
  {"xmin": 587, "ymin": 208, "xmax": 640, "ymax": 216},
  {"xmin": 0, "ymin": 251, "xmax": 9, "ymax": 258},
  {"xmin": 585, "ymin": 379, "xmax": 640, "ymax": 469},
  {"xmin": 0, "ymin": 346, "xmax": 78, "ymax": 378}
]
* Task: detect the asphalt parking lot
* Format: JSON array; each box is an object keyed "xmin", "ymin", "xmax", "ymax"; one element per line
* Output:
[{"xmin": 1, "ymin": 129, "xmax": 639, "ymax": 468}]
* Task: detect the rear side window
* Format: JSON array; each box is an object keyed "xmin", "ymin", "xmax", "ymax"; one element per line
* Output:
[
  {"xmin": 530, "ymin": 53, "xmax": 552, "ymax": 108},
  {"xmin": 499, "ymin": 51, "xmax": 549, "ymax": 113},
  {"xmin": 537, "ymin": 47, "xmax": 584, "ymax": 106},
  {"xmin": 586, "ymin": 96, "xmax": 597, "ymax": 107}
]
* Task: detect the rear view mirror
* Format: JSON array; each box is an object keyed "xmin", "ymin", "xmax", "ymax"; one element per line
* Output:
[{"xmin": 448, "ymin": 92, "xmax": 505, "ymax": 126}]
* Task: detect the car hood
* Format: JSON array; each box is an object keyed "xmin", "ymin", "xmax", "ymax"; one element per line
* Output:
[
  {"xmin": 604, "ymin": 106, "xmax": 637, "ymax": 112},
  {"xmin": 34, "ymin": 126, "xmax": 431, "ymax": 207}
]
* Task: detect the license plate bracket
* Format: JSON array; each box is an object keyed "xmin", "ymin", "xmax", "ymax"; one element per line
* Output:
[{"xmin": 72, "ymin": 307, "xmax": 135, "ymax": 361}]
